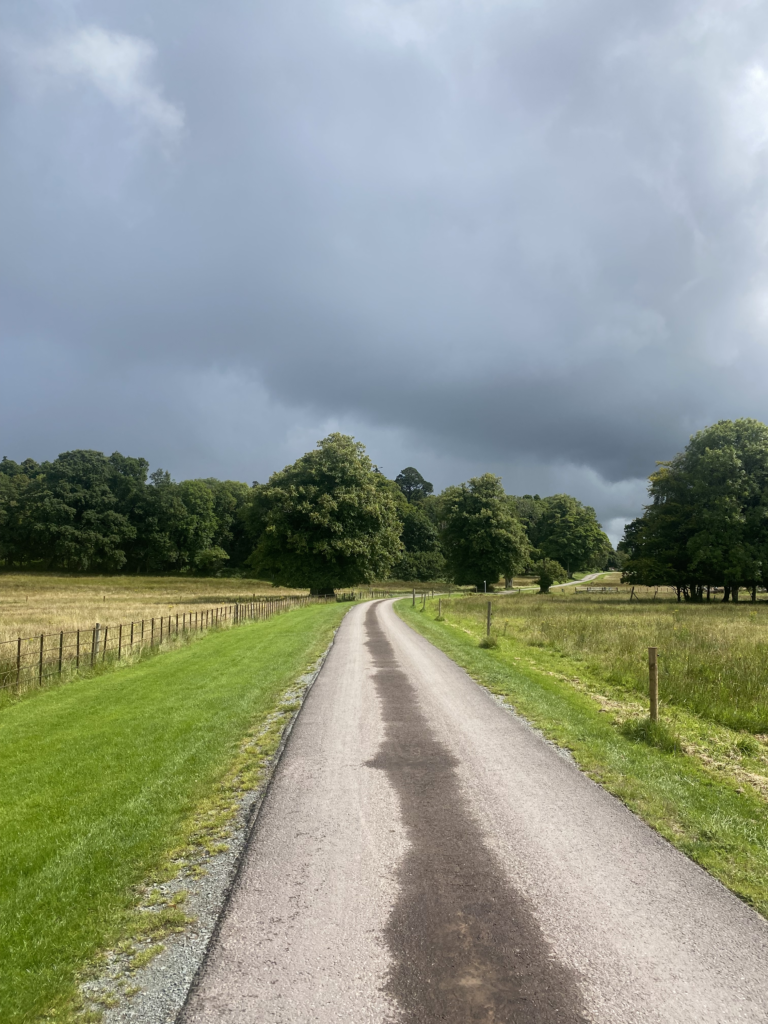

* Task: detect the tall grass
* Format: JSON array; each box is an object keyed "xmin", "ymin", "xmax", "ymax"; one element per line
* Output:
[{"xmin": 444, "ymin": 593, "xmax": 768, "ymax": 733}]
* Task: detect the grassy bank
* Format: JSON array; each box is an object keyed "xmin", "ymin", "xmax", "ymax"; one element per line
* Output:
[
  {"xmin": 446, "ymin": 592, "xmax": 768, "ymax": 732},
  {"xmin": 0, "ymin": 602, "xmax": 348, "ymax": 1024},
  {"xmin": 397, "ymin": 597, "xmax": 768, "ymax": 917}
]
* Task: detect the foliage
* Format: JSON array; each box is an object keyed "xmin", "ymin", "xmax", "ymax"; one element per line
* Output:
[
  {"xmin": 194, "ymin": 546, "xmax": 230, "ymax": 574},
  {"xmin": 440, "ymin": 474, "xmax": 530, "ymax": 589},
  {"xmin": 390, "ymin": 549, "xmax": 448, "ymax": 582},
  {"xmin": 532, "ymin": 558, "xmax": 567, "ymax": 593},
  {"xmin": 395, "ymin": 466, "xmax": 434, "ymax": 503},
  {"xmin": 0, "ymin": 453, "xmax": 253, "ymax": 574},
  {"xmin": 621, "ymin": 419, "xmax": 768, "ymax": 599},
  {"xmin": 531, "ymin": 493, "xmax": 611, "ymax": 575},
  {"xmin": 246, "ymin": 434, "xmax": 403, "ymax": 591}
]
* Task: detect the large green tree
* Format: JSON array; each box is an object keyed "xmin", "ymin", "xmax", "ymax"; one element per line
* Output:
[
  {"xmin": 440, "ymin": 474, "xmax": 530, "ymax": 589},
  {"xmin": 1, "ymin": 450, "xmax": 140, "ymax": 572},
  {"xmin": 533, "ymin": 494, "xmax": 611, "ymax": 576},
  {"xmin": 390, "ymin": 500, "xmax": 448, "ymax": 581},
  {"xmin": 395, "ymin": 467, "xmax": 434, "ymax": 503},
  {"xmin": 246, "ymin": 433, "xmax": 403, "ymax": 591},
  {"xmin": 621, "ymin": 419, "xmax": 768, "ymax": 600}
]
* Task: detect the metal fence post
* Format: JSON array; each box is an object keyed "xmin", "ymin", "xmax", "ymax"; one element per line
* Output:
[{"xmin": 59, "ymin": 631, "xmax": 64, "ymax": 675}]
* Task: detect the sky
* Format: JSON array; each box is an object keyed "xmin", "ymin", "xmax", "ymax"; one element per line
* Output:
[{"xmin": 3, "ymin": 0, "xmax": 768, "ymax": 545}]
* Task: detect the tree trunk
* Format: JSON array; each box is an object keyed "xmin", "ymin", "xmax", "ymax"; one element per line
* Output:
[
  {"xmin": 722, "ymin": 585, "xmax": 730, "ymax": 602},
  {"xmin": 733, "ymin": 586, "xmax": 740, "ymax": 602},
  {"xmin": 752, "ymin": 584, "xmax": 757, "ymax": 603},
  {"xmin": 706, "ymin": 585, "xmax": 711, "ymax": 601}
]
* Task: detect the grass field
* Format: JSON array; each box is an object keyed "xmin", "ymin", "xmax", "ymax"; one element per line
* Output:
[
  {"xmin": 446, "ymin": 591, "xmax": 768, "ymax": 732},
  {"xmin": 0, "ymin": 573, "xmax": 307, "ymax": 646},
  {"xmin": 398, "ymin": 596, "xmax": 768, "ymax": 916},
  {"xmin": 0, "ymin": 601, "xmax": 348, "ymax": 1024}
]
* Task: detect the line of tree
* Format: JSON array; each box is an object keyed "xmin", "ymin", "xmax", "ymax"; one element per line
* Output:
[
  {"xmin": 0, "ymin": 435, "xmax": 615, "ymax": 589},
  {"xmin": 0, "ymin": 451, "xmax": 251, "ymax": 574},
  {"xmin": 620, "ymin": 419, "xmax": 768, "ymax": 601}
]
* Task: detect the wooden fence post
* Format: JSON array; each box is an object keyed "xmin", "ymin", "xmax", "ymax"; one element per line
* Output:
[
  {"xmin": 93, "ymin": 623, "xmax": 100, "ymax": 664},
  {"xmin": 487, "ymin": 602, "xmax": 492, "ymax": 637},
  {"xmin": 16, "ymin": 637, "xmax": 21, "ymax": 685},
  {"xmin": 76, "ymin": 630, "xmax": 80, "ymax": 669},
  {"xmin": 412, "ymin": 588, "xmax": 416, "ymax": 607},
  {"xmin": 649, "ymin": 647, "xmax": 659, "ymax": 721},
  {"xmin": 59, "ymin": 631, "xmax": 64, "ymax": 675},
  {"xmin": 118, "ymin": 624, "xmax": 122, "ymax": 660},
  {"xmin": 102, "ymin": 626, "xmax": 109, "ymax": 661},
  {"xmin": 39, "ymin": 634, "xmax": 44, "ymax": 684}
]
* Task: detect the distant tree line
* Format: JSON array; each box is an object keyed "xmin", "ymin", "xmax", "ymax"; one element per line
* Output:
[
  {"xmin": 620, "ymin": 419, "xmax": 768, "ymax": 601},
  {"xmin": 0, "ymin": 436, "xmax": 615, "ymax": 588},
  {"xmin": 0, "ymin": 451, "xmax": 251, "ymax": 574}
]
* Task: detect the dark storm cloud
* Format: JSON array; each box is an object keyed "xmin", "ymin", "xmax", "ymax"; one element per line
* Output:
[{"xmin": 4, "ymin": 0, "xmax": 768, "ymax": 541}]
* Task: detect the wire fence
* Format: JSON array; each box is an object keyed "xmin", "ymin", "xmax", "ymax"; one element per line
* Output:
[{"xmin": 0, "ymin": 594, "xmax": 337, "ymax": 696}]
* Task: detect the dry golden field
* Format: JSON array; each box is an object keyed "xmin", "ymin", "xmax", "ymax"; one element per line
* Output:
[{"xmin": 0, "ymin": 573, "xmax": 307, "ymax": 645}]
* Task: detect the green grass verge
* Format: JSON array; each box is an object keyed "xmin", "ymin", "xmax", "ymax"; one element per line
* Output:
[
  {"xmin": 0, "ymin": 602, "xmax": 348, "ymax": 1024},
  {"xmin": 397, "ymin": 599, "xmax": 768, "ymax": 917}
]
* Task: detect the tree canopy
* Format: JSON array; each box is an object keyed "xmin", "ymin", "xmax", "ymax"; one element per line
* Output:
[
  {"xmin": 1, "ymin": 442, "xmax": 613, "ymax": 590},
  {"xmin": 245, "ymin": 433, "xmax": 403, "ymax": 591},
  {"xmin": 440, "ymin": 474, "xmax": 530, "ymax": 589},
  {"xmin": 0, "ymin": 452, "xmax": 251, "ymax": 573},
  {"xmin": 395, "ymin": 466, "xmax": 434, "ymax": 503},
  {"xmin": 621, "ymin": 419, "xmax": 768, "ymax": 600},
  {"xmin": 530, "ymin": 493, "xmax": 611, "ymax": 575}
]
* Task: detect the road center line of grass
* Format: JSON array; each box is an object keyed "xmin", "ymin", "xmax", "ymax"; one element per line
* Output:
[
  {"xmin": 397, "ymin": 599, "xmax": 768, "ymax": 919},
  {"xmin": 0, "ymin": 602, "xmax": 350, "ymax": 1024}
]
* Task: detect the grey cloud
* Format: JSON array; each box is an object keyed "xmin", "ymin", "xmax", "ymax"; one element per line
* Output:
[{"xmin": 3, "ymin": 0, "xmax": 768, "ymax": 540}]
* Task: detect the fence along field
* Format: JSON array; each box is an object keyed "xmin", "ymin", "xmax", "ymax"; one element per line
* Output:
[
  {"xmin": 444, "ymin": 588, "xmax": 768, "ymax": 733},
  {"xmin": 0, "ymin": 594, "xmax": 335, "ymax": 694}
]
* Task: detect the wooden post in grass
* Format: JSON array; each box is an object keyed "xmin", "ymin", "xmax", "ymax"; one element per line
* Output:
[
  {"xmin": 16, "ymin": 637, "xmax": 21, "ymax": 685},
  {"xmin": 649, "ymin": 647, "xmax": 659, "ymax": 721},
  {"xmin": 438, "ymin": 598, "xmax": 442, "ymax": 618},
  {"xmin": 487, "ymin": 601, "xmax": 492, "ymax": 637},
  {"xmin": 58, "ymin": 632, "xmax": 63, "ymax": 675},
  {"xmin": 412, "ymin": 588, "xmax": 416, "ymax": 607},
  {"xmin": 39, "ymin": 634, "xmax": 44, "ymax": 683},
  {"xmin": 93, "ymin": 623, "xmax": 101, "ymax": 663}
]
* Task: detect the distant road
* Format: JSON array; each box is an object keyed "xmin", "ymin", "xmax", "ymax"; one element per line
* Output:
[{"xmin": 182, "ymin": 600, "xmax": 768, "ymax": 1024}]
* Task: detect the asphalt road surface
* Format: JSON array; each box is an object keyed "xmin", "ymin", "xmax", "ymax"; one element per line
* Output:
[{"xmin": 181, "ymin": 599, "xmax": 768, "ymax": 1024}]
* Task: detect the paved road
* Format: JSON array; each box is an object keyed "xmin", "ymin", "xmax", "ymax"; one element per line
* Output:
[{"xmin": 181, "ymin": 600, "xmax": 768, "ymax": 1024}]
